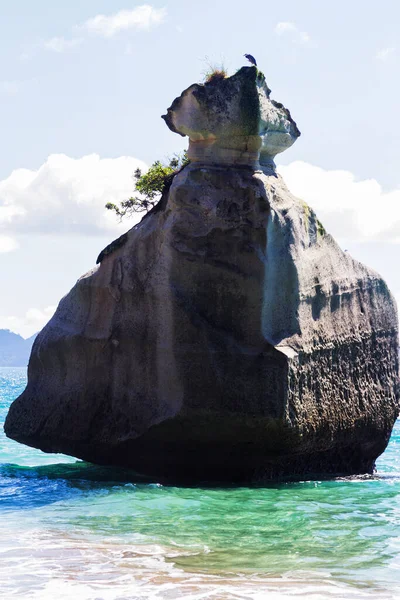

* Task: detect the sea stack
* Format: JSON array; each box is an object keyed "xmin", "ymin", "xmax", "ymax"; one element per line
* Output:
[{"xmin": 5, "ymin": 67, "xmax": 399, "ymax": 483}]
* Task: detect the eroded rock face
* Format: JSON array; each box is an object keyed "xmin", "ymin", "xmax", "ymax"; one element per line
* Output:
[
  {"xmin": 162, "ymin": 67, "xmax": 300, "ymax": 169},
  {"xmin": 5, "ymin": 67, "xmax": 399, "ymax": 483}
]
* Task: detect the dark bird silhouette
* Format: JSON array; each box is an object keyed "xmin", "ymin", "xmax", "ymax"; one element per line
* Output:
[{"xmin": 244, "ymin": 53, "xmax": 257, "ymax": 66}]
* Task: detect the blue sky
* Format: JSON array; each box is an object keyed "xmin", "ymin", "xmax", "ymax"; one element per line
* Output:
[{"xmin": 0, "ymin": 1, "xmax": 399, "ymax": 336}]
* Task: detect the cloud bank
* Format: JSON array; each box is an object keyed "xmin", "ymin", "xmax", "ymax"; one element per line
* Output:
[
  {"xmin": 0, "ymin": 154, "xmax": 147, "ymax": 241},
  {"xmin": 277, "ymin": 161, "xmax": 400, "ymax": 243},
  {"xmin": 2, "ymin": 155, "xmax": 400, "ymax": 252}
]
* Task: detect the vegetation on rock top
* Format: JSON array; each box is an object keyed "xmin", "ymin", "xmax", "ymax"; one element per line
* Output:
[{"xmin": 204, "ymin": 68, "xmax": 228, "ymax": 84}]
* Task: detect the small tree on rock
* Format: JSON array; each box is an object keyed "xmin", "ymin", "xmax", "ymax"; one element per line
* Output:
[{"xmin": 106, "ymin": 152, "xmax": 189, "ymax": 219}]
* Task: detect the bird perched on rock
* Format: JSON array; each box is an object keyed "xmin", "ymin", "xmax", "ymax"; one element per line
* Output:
[{"xmin": 244, "ymin": 53, "xmax": 257, "ymax": 66}]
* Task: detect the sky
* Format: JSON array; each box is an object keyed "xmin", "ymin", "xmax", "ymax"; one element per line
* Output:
[{"xmin": 0, "ymin": 0, "xmax": 399, "ymax": 337}]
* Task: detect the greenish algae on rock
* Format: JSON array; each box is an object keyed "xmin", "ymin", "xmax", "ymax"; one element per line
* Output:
[{"xmin": 5, "ymin": 67, "xmax": 399, "ymax": 483}]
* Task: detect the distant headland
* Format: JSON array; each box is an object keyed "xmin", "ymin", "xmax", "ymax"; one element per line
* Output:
[{"xmin": 0, "ymin": 330, "xmax": 36, "ymax": 367}]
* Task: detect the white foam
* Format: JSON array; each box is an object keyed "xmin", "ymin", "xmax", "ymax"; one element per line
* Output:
[{"xmin": 0, "ymin": 525, "xmax": 395, "ymax": 600}]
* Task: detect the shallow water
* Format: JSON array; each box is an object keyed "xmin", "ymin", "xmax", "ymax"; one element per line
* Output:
[{"xmin": 1, "ymin": 366, "xmax": 399, "ymax": 599}]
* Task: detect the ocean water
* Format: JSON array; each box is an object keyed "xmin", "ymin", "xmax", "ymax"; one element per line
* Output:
[{"xmin": 1, "ymin": 367, "xmax": 399, "ymax": 600}]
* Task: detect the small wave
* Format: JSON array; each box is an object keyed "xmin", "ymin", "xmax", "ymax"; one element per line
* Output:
[{"xmin": 0, "ymin": 528, "xmax": 395, "ymax": 600}]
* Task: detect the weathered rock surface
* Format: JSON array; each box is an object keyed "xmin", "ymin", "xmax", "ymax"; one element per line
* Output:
[
  {"xmin": 5, "ymin": 67, "xmax": 399, "ymax": 483},
  {"xmin": 163, "ymin": 66, "xmax": 300, "ymax": 168}
]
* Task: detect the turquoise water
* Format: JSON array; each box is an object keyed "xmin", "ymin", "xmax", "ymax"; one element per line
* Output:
[{"xmin": 1, "ymin": 367, "xmax": 399, "ymax": 599}]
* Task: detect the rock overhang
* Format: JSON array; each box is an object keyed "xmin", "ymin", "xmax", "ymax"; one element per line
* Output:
[{"xmin": 162, "ymin": 66, "xmax": 300, "ymax": 169}]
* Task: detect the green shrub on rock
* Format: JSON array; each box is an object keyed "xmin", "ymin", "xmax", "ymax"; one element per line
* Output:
[{"xmin": 106, "ymin": 152, "xmax": 189, "ymax": 218}]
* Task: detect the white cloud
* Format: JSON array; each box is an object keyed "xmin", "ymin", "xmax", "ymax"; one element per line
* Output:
[
  {"xmin": 375, "ymin": 47, "xmax": 395, "ymax": 61},
  {"xmin": 43, "ymin": 37, "xmax": 83, "ymax": 53},
  {"xmin": 82, "ymin": 5, "xmax": 167, "ymax": 38},
  {"xmin": 0, "ymin": 235, "xmax": 18, "ymax": 253},
  {"xmin": 275, "ymin": 21, "xmax": 311, "ymax": 45},
  {"xmin": 277, "ymin": 161, "xmax": 400, "ymax": 243},
  {"xmin": 0, "ymin": 306, "xmax": 56, "ymax": 338},
  {"xmin": 22, "ymin": 5, "xmax": 166, "ymax": 61},
  {"xmin": 275, "ymin": 22, "xmax": 297, "ymax": 34},
  {"xmin": 0, "ymin": 154, "xmax": 147, "ymax": 236},
  {"xmin": 1, "ymin": 81, "xmax": 20, "ymax": 95},
  {"xmin": 299, "ymin": 31, "xmax": 311, "ymax": 44}
]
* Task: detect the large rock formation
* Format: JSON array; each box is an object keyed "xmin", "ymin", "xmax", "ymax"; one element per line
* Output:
[{"xmin": 5, "ymin": 67, "xmax": 399, "ymax": 483}]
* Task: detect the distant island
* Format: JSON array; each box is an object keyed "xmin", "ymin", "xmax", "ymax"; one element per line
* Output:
[{"xmin": 0, "ymin": 330, "xmax": 36, "ymax": 367}]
